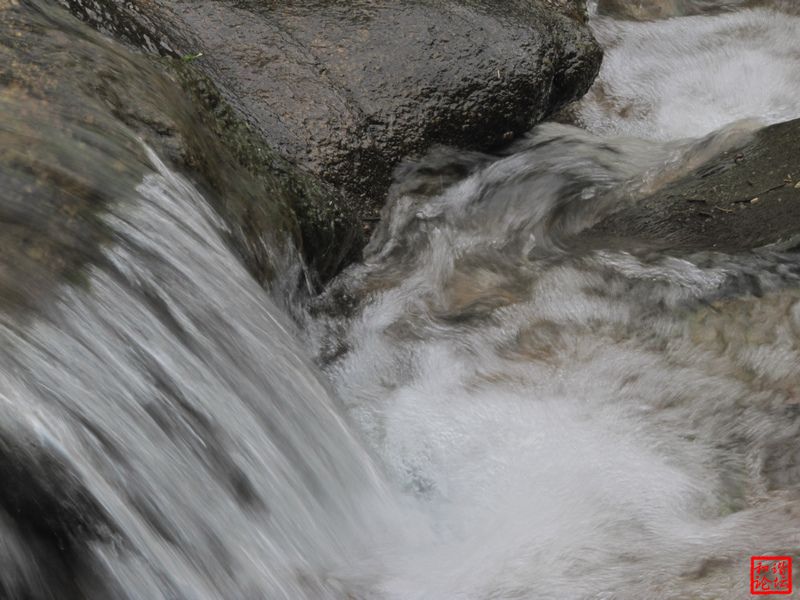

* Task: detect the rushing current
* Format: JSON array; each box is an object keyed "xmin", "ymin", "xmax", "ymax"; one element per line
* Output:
[{"xmin": 2, "ymin": 1, "xmax": 800, "ymax": 599}]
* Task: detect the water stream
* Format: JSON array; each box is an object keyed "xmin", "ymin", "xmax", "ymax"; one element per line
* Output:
[{"xmin": 2, "ymin": 1, "xmax": 800, "ymax": 599}]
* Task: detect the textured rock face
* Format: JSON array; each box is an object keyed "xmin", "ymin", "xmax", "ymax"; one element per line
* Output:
[
  {"xmin": 63, "ymin": 0, "xmax": 603, "ymax": 221},
  {"xmin": 1, "ymin": 0, "xmax": 358, "ymax": 302},
  {"xmin": 586, "ymin": 118, "xmax": 800, "ymax": 253},
  {"xmin": 541, "ymin": 0, "xmax": 589, "ymax": 21}
]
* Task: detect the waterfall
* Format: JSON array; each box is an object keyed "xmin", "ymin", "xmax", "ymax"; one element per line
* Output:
[{"xmin": 2, "ymin": 1, "xmax": 800, "ymax": 598}]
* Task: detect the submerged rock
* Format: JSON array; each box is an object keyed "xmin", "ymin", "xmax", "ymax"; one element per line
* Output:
[
  {"xmin": 586, "ymin": 118, "xmax": 800, "ymax": 253},
  {"xmin": 62, "ymin": 0, "xmax": 602, "ymax": 224}
]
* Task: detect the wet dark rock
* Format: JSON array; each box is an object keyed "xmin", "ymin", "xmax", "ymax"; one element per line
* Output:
[
  {"xmin": 586, "ymin": 118, "xmax": 800, "ymax": 253},
  {"xmin": 0, "ymin": 428, "xmax": 121, "ymax": 600},
  {"xmin": 0, "ymin": 430, "xmax": 115, "ymax": 550},
  {"xmin": 62, "ymin": 0, "xmax": 602, "ymax": 226},
  {"xmin": 2, "ymin": 0, "xmax": 358, "ymax": 300},
  {"xmin": 165, "ymin": 64, "xmax": 363, "ymax": 285},
  {"xmin": 541, "ymin": 0, "xmax": 590, "ymax": 22}
]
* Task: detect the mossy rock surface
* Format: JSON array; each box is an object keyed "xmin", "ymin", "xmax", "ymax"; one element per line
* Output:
[{"xmin": 1, "ymin": 0, "xmax": 359, "ymax": 311}]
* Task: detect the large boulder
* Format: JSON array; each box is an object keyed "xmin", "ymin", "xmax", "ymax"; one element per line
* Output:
[
  {"xmin": 62, "ymin": 0, "xmax": 603, "ymax": 222},
  {"xmin": 585, "ymin": 118, "xmax": 800, "ymax": 253}
]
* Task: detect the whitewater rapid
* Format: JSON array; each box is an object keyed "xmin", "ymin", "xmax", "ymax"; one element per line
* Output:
[
  {"xmin": 1, "ymin": 1, "xmax": 800, "ymax": 599},
  {"xmin": 310, "ymin": 4, "xmax": 800, "ymax": 598}
]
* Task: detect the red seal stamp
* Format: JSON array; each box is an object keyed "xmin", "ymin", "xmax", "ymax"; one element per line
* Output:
[{"xmin": 751, "ymin": 556, "xmax": 793, "ymax": 595}]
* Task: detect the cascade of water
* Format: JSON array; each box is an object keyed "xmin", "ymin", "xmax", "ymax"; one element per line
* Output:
[{"xmin": 2, "ymin": 1, "xmax": 800, "ymax": 599}]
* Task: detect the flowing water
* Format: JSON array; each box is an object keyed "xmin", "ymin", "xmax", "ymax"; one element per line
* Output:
[{"xmin": 2, "ymin": 1, "xmax": 800, "ymax": 599}]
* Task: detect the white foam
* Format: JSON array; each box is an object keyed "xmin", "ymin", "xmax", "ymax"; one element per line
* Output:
[
  {"xmin": 317, "ymin": 9, "xmax": 800, "ymax": 594},
  {"xmin": 579, "ymin": 9, "xmax": 800, "ymax": 140}
]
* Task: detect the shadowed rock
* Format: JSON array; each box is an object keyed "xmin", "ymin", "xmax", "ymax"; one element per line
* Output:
[
  {"xmin": 585, "ymin": 118, "xmax": 800, "ymax": 253},
  {"xmin": 0, "ymin": 424, "xmax": 122, "ymax": 600}
]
